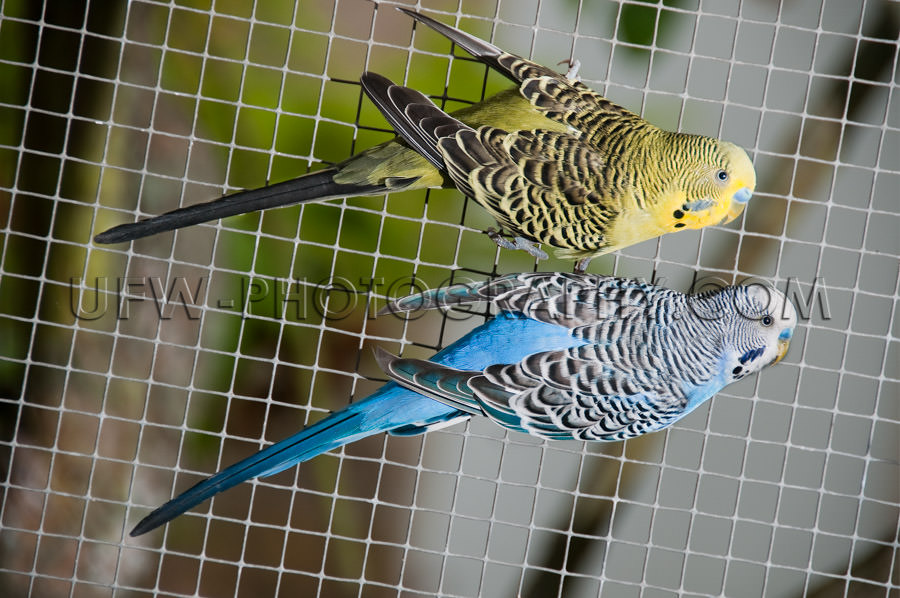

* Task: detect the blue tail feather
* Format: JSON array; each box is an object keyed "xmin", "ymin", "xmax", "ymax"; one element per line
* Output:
[
  {"xmin": 131, "ymin": 408, "xmax": 362, "ymax": 536},
  {"xmin": 131, "ymin": 311, "xmax": 585, "ymax": 535},
  {"xmin": 130, "ymin": 384, "xmax": 454, "ymax": 536}
]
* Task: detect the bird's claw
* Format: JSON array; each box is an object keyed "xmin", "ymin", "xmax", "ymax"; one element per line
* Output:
[
  {"xmin": 487, "ymin": 228, "xmax": 549, "ymax": 260},
  {"xmin": 574, "ymin": 257, "xmax": 592, "ymax": 274},
  {"xmin": 558, "ymin": 58, "xmax": 582, "ymax": 82}
]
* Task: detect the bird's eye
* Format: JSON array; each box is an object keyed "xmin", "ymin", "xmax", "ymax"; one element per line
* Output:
[
  {"xmin": 716, "ymin": 169, "xmax": 729, "ymax": 182},
  {"xmin": 761, "ymin": 315, "xmax": 773, "ymax": 326}
]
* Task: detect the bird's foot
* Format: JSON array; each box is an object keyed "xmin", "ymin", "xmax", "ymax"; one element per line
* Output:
[
  {"xmin": 487, "ymin": 228, "xmax": 549, "ymax": 260},
  {"xmin": 517, "ymin": 238, "xmax": 550, "ymax": 260},
  {"xmin": 558, "ymin": 58, "xmax": 582, "ymax": 82},
  {"xmin": 573, "ymin": 256, "xmax": 592, "ymax": 274}
]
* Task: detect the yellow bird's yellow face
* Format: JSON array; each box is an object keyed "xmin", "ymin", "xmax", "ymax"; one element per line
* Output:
[{"xmin": 717, "ymin": 142, "xmax": 756, "ymax": 224}]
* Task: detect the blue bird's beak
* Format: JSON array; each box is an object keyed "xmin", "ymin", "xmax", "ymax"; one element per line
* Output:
[
  {"xmin": 724, "ymin": 186, "xmax": 753, "ymax": 224},
  {"xmin": 774, "ymin": 328, "xmax": 793, "ymax": 364}
]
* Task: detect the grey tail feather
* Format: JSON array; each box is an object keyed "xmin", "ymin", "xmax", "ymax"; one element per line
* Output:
[
  {"xmin": 397, "ymin": 8, "xmax": 567, "ymax": 87},
  {"xmin": 396, "ymin": 8, "xmax": 510, "ymax": 77},
  {"xmin": 94, "ymin": 168, "xmax": 383, "ymax": 244},
  {"xmin": 377, "ymin": 279, "xmax": 488, "ymax": 316}
]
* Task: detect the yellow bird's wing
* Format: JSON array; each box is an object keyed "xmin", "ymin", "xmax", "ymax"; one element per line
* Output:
[
  {"xmin": 438, "ymin": 125, "xmax": 624, "ymax": 255},
  {"xmin": 360, "ymin": 70, "xmax": 643, "ymax": 259},
  {"xmin": 399, "ymin": 8, "xmax": 650, "ymax": 146}
]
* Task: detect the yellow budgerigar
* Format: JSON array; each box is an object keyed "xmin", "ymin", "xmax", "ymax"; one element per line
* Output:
[{"xmin": 95, "ymin": 8, "xmax": 756, "ymax": 271}]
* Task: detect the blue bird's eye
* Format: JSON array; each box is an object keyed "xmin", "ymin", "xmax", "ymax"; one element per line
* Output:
[
  {"xmin": 716, "ymin": 169, "xmax": 729, "ymax": 182},
  {"xmin": 761, "ymin": 315, "xmax": 773, "ymax": 326}
]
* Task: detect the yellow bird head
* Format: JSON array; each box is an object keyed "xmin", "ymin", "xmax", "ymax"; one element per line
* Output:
[{"xmin": 666, "ymin": 136, "xmax": 757, "ymax": 233}]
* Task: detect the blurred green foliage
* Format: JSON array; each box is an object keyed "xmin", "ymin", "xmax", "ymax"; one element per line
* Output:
[{"xmin": 619, "ymin": 0, "xmax": 695, "ymax": 50}]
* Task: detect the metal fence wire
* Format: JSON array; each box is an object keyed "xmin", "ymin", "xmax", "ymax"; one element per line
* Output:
[{"xmin": 1, "ymin": 0, "xmax": 898, "ymax": 596}]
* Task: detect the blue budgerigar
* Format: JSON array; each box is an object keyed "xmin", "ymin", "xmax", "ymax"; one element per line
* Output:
[{"xmin": 129, "ymin": 273, "xmax": 796, "ymax": 536}]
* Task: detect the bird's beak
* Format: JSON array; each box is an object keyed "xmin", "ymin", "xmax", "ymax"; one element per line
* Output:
[
  {"xmin": 724, "ymin": 186, "xmax": 753, "ymax": 224},
  {"xmin": 733, "ymin": 186, "xmax": 753, "ymax": 204},
  {"xmin": 773, "ymin": 328, "xmax": 793, "ymax": 364}
]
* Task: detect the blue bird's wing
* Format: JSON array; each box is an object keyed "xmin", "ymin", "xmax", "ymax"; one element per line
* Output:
[
  {"xmin": 378, "ymin": 342, "xmax": 693, "ymax": 443},
  {"xmin": 382, "ymin": 272, "xmax": 657, "ymax": 332},
  {"xmin": 396, "ymin": 8, "xmax": 644, "ymax": 145}
]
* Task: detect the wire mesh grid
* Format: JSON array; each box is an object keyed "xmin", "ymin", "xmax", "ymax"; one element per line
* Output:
[{"xmin": 0, "ymin": 0, "xmax": 897, "ymax": 596}]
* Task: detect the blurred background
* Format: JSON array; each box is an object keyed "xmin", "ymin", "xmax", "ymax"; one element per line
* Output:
[{"xmin": 0, "ymin": 0, "xmax": 897, "ymax": 596}]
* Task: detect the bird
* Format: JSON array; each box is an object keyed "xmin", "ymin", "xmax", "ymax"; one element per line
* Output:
[
  {"xmin": 94, "ymin": 8, "xmax": 756, "ymax": 271},
  {"xmin": 128, "ymin": 272, "xmax": 796, "ymax": 536}
]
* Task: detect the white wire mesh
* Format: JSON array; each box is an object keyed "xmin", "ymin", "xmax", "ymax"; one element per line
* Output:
[{"xmin": 0, "ymin": 0, "xmax": 897, "ymax": 596}]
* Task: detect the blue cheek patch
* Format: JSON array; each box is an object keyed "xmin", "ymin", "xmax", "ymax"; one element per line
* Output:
[
  {"xmin": 739, "ymin": 347, "xmax": 765, "ymax": 364},
  {"xmin": 779, "ymin": 328, "xmax": 793, "ymax": 341},
  {"xmin": 684, "ymin": 199, "xmax": 716, "ymax": 212}
]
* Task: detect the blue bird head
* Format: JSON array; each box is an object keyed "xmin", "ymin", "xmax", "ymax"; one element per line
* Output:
[{"xmin": 730, "ymin": 284, "xmax": 797, "ymax": 374}]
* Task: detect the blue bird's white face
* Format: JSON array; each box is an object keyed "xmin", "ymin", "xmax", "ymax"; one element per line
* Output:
[{"xmin": 730, "ymin": 285, "xmax": 797, "ymax": 380}]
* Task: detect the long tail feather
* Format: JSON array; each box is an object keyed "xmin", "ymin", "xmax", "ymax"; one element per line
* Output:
[
  {"xmin": 130, "ymin": 407, "xmax": 366, "ymax": 536},
  {"xmin": 95, "ymin": 168, "xmax": 383, "ymax": 244},
  {"xmin": 397, "ymin": 9, "xmax": 508, "ymax": 78},
  {"xmin": 398, "ymin": 8, "xmax": 563, "ymax": 83}
]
